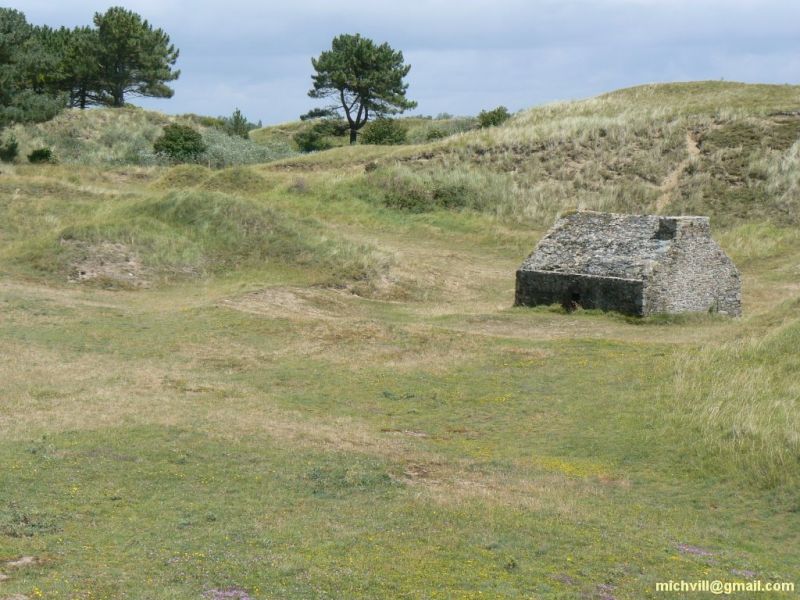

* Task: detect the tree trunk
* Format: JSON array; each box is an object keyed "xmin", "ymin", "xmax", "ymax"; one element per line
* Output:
[
  {"xmin": 112, "ymin": 86, "xmax": 125, "ymax": 107},
  {"xmin": 349, "ymin": 128, "xmax": 357, "ymax": 144}
]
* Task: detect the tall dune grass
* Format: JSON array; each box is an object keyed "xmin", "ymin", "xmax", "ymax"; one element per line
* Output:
[{"xmin": 671, "ymin": 309, "xmax": 800, "ymax": 487}]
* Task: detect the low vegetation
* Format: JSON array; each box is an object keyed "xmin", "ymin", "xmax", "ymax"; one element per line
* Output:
[
  {"xmin": 1, "ymin": 82, "xmax": 799, "ymax": 598},
  {"xmin": 0, "ymin": 107, "xmax": 295, "ymax": 167}
]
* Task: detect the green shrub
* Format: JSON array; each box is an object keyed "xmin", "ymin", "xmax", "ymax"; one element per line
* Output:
[
  {"xmin": 425, "ymin": 128, "xmax": 447, "ymax": 141},
  {"xmin": 27, "ymin": 148, "xmax": 54, "ymax": 163},
  {"xmin": 0, "ymin": 136, "xmax": 19, "ymax": 162},
  {"xmin": 153, "ymin": 124, "xmax": 207, "ymax": 162},
  {"xmin": 294, "ymin": 119, "xmax": 347, "ymax": 152},
  {"xmin": 360, "ymin": 119, "xmax": 407, "ymax": 145},
  {"xmin": 478, "ymin": 106, "xmax": 511, "ymax": 128}
]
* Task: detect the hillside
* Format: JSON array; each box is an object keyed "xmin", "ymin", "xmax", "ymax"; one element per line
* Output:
[
  {"xmin": 259, "ymin": 81, "xmax": 800, "ymax": 228},
  {"xmin": 0, "ymin": 82, "xmax": 799, "ymax": 598}
]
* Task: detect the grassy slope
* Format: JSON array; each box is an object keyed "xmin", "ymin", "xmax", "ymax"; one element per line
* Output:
[{"xmin": 0, "ymin": 82, "xmax": 799, "ymax": 599}]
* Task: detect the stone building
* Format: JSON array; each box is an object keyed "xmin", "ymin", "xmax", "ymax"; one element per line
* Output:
[{"xmin": 515, "ymin": 211, "xmax": 741, "ymax": 316}]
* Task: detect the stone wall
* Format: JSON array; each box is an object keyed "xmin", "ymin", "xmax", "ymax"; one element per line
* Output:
[
  {"xmin": 643, "ymin": 219, "xmax": 742, "ymax": 316},
  {"xmin": 515, "ymin": 270, "xmax": 644, "ymax": 314}
]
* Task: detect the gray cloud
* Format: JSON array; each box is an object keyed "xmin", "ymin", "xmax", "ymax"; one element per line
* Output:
[{"xmin": 12, "ymin": 0, "xmax": 800, "ymax": 123}]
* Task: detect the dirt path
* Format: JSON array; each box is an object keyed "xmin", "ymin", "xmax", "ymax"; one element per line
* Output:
[{"xmin": 656, "ymin": 131, "xmax": 701, "ymax": 212}]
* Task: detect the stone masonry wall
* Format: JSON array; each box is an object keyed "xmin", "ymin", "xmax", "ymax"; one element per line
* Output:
[
  {"xmin": 515, "ymin": 270, "xmax": 644, "ymax": 314},
  {"xmin": 643, "ymin": 219, "xmax": 742, "ymax": 316}
]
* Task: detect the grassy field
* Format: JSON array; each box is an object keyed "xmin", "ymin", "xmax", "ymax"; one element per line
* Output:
[{"xmin": 1, "ymin": 82, "xmax": 799, "ymax": 599}]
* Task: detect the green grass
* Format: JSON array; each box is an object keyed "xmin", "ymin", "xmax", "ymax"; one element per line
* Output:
[{"xmin": 1, "ymin": 82, "xmax": 799, "ymax": 598}]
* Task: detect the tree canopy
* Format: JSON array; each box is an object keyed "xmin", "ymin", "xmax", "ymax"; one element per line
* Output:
[
  {"xmin": 0, "ymin": 9, "xmax": 65, "ymax": 130},
  {"xmin": 93, "ymin": 7, "xmax": 180, "ymax": 107},
  {"xmin": 309, "ymin": 34, "xmax": 416, "ymax": 144},
  {"xmin": 55, "ymin": 25, "xmax": 103, "ymax": 109},
  {"xmin": 1, "ymin": 6, "xmax": 180, "ymax": 129}
]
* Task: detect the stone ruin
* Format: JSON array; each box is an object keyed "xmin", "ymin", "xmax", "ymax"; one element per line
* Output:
[{"xmin": 515, "ymin": 210, "xmax": 741, "ymax": 316}]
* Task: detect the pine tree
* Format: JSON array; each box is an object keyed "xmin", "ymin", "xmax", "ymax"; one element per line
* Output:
[
  {"xmin": 58, "ymin": 26, "xmax": 102, "ymax": 109},
  {"xmin": 93, "ymin": 7, "xmax": 180, "ymax": 107},
  {"xmin": 309, "ymin": 34, "xmax": 416, "ymax": 144},
  {"xmin": 226, "ymin": 108, "xmax": 251, "ymax": 139}
]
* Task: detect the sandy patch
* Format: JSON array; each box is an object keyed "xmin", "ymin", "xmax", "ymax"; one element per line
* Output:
[{"xmin": 64, "ymin": 241, "xmax": 150, "ymax": 288}]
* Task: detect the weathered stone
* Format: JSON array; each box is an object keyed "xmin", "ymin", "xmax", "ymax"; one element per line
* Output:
[{"xmin": 515, "ymin": 211, "xmax": 741, "ymax": 316}]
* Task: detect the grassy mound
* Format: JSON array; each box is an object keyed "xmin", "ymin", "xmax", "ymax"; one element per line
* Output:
[
  {"xmin": 152, "ymin": 164, "xmax": 211, "ymax": 189},
  {"xmin": 2, "ymin": 187, "xmax": 386, "ymax": 287},
  {"xmin": 153, "ymin": 165, "xmax": 276, "ymax": 195},
  {"xmin": 201, "ymin": 167, "xmax": 274, "ymax": 194}
]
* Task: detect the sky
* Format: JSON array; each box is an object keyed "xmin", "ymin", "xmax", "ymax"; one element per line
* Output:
[{"xmin": 12, "ymin": 0, "xmax": 800, "ymax": 125}]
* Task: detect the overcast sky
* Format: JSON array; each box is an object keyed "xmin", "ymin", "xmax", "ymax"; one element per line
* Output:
[{"xmin": 12, "ymin": 0, "xmax": 800, "ymax": 124}]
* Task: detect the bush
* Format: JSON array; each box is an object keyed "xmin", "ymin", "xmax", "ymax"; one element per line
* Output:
[
  {"xmin": 27, "ymin": 148, "xmax": 54, "ymax": 163},
  {"xmin": 153, "ymin": 124, "xmax": 207, "ymax": 162},
  {"xmin": 360, "ymin": 119, "xmax": 407, "ymax": 145},
  {"xmin": 478, "ymin": 106, "xmax": 511, "ymax": 128},
  {"xmin": 425, "ymin": 128, "xmax": 447, "ymax": 141},
  {"xmin": 294, "ymin": 119, "xmax": 347, "ymax": 152},
  {"xmin": 0, "ymin": 136, "xmax": 19, "ymax": 162}
]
